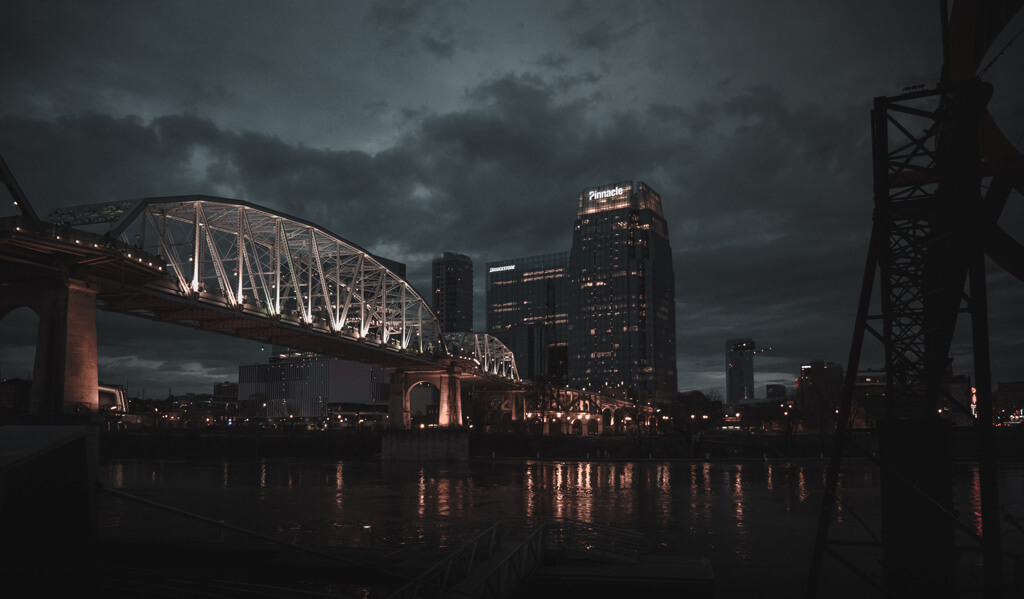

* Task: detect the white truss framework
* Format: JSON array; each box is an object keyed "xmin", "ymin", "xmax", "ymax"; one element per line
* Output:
[
  {"xmin": 112, "ymin": 196, "xmax": 445, "ymax": 358},
  {"xmin": 444, "ymin": 332, "xmax": 519, "ymax": 381}
]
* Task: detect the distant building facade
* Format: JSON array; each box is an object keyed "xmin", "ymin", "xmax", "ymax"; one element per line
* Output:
[
  {"xmin": 213, "ymin": 381, "xmax": 238, "ymax": 401},
  {"xmin": 568, "ymin": 181, "xmax": 677, "ymax": 402},
  {"xmin": 726, "ymin": 338, "xmax": 756, "ymax": 406},
  {"xmin": 797, "ymin": 360, "xmax": 844, "ymax": 431},
  {"xmin": 238, "ymin": 348, "xmax": 390, "ymax": 421},
  {"xmin": 766, "ymin": 383, "xmax": 788, "ymax": 405},
  {"xmin": 486, "ymin": 252, "xmax": 569, "ymax": 385},
  {"xmin": 995, "ymin": 382, "xmax": 1024, "ymax": 424},
  {"xmin": 432, "ymin": 252, "xmax": 474, "ymax": 332}
]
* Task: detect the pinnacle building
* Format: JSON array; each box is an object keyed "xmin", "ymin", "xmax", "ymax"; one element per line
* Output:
[{"xmin": 568, "ymin": 181, "xmax": 676, "ymax": 402}]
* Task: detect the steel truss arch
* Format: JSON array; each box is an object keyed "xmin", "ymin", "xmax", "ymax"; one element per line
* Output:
[
  {"xmin": 110, "ymin": 195, "xmax": 445, "ymax": 358},
  {"xmin": 443, "ymin": 332, "xmax": 520, "ymax": 381}
]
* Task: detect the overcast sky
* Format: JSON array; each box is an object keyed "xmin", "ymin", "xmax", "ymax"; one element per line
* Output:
[{"xmin": 2, "ymin": 0, "xmax": 1022, "ymax": 399}]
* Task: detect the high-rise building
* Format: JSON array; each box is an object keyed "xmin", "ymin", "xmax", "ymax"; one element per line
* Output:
[
  {"xmin": 568, "ymin": 181, "xmax": 677, "ymax": 402},
  {"xmin": 431, "ymin": 252, "xmax": 473, "ymax": 332},
  {"xmin": 726, "ymin": 338, "xmax": 756, "ymax": 406},
  {"xmin": 486, "ymin": 252, "xmax": 569, "ymax": 384}
]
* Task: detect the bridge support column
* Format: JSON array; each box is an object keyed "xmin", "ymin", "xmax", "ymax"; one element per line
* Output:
[
  {"xmin": 511, "ymin": 390, "xmax": 525, "ymax": 421},
  {"xmin": 438, "ymin": 374, "xmax": 450, "ymax": 427},
  {"xmin": 388, "ymin": 370, "xmax": 411, "ymax": 429},
  {"xmin": 452, "ymin": 375, "xmax": 462, "ymax": 426},
  {"xmin": 0, "ymin": 277, "xmax": 100, "ymax": 415},
  {"xmin": 437, "ymin": 372, "xmax": 463, "ymax": 427}
]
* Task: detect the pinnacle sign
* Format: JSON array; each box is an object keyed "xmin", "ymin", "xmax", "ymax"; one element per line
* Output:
[{"xmin": 588, "ymin": 186, "xmax": 626, "ymax": 201}]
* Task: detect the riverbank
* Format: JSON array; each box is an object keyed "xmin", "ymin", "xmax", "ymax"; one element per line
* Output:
[
  {"xmin": 93, "ymin": 428, "xmax": 815, "ymax": 460},
  {"xmin": 93, "ymin": 426, "xmax": 1024, "ymax": 461}
]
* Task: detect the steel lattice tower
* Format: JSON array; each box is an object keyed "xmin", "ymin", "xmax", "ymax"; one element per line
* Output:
[{"xmin": 806, "ymin": 1, "xmax": 1024, "ymax": 597}]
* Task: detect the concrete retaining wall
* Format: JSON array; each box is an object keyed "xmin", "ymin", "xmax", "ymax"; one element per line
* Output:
[{"xmin": 381, "ymin": 428, "xmax": 468, "ymax": 461}]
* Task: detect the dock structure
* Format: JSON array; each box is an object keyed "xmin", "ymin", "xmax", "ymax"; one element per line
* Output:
[
  {"xmin": 0, "ymin": 425, "xmax": 99, "ymax": 591},
  {"xmin": 389, "ymin": 519, "xmax": 713, "ymax": 599}
]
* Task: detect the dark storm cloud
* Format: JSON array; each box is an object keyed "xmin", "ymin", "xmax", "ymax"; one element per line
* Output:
[
  {"xmin": 365, "ymin": 0, "xmax": 462, "ymax": 60},
  {"xmin": 536, "ymin": 52, "xmax": 570, "ymax": 70},
  {"xmin": 0, "ymin": 65, "xmax": 882, "ymax": 393},
  {"xmin": 572, "ymin": 19, "xmax": 644, "ymax": 51},
  {"xmin": 422, "ymin": 35, "xmax": 456, "ymax": 59},
  {"xmin": 365, "ymin": 0, "xmax": 441, "ymax": 30}
]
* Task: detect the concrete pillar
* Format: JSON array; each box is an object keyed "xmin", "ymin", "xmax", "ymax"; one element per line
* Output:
[
  {"xmin": 511, "ymin": 391, "xmax": 523, "ymax": 421},
  {"xmin": 29, "ymin": 279, "xmax": 99, "ymax": 415},
  {"xmin": 388, "ymin": 370, "xmax": 410, "ymax": 429},
  {"xmin": 435, "ymin": 372, "xmax": 464, "ymax": 428},
  {"xmin": 452, "ymin": 376, "xmax": 462, "ymax": 426},
  {"xmin": 438, "ymin": 374, "xmax": 451, "ymax": 427}
]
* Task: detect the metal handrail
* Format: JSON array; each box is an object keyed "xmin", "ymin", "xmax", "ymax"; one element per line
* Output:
[
  {"xmin": 472, "ymin": 523, "xmax": 547, "ymax": 599},
  {"xmin": 101, "ymin": 483, "xmax": 518, "ymax": 599},
  {"xmin": 99, "ymin": 482, "xmax": 369, "ymax": 567},
  {"xmin": 388, "ymin": 521, "xmax": 504, "ymax": 599}
]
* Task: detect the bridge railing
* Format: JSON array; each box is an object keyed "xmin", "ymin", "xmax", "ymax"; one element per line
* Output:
[{"xmin": 1, "ymin": 214, "xmax": 166, "ymax": 270}]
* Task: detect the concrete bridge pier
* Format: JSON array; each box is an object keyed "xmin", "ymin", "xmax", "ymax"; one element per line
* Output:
[
  {"xmin": 388, "ymin": 370, "xmax": 411, "ymax": 429},
  {"xmin": 384, "ymin": 368, "xmax": 469, "ymax": 461},
  {"xmin": 388, "ymin": 369, "xmax": 464, "ymax": 429},
  {"xmin": 437, "ymin": 371, "xmax": 462, "ymax": 426},
  {"xmin": 0, "ymin": 276, "xmax": 99, "ymax": 415}
]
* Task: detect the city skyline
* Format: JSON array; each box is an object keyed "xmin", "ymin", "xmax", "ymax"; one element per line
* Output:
[{"xmin": 1, "ymin": 1, "xmax": 1022, "ymax": 399}]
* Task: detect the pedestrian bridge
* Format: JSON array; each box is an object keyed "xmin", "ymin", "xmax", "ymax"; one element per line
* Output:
[{"xmin": 1, "ymin": 195, "xmax": 519, "ymax": 423}]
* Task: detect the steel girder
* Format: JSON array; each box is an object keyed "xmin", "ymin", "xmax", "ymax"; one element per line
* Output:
[
  {"xmin": 443, "ymin": 332, "xmax": 520, "ymax": 381},
  {"xmin": 110, "ymin": 196, "xmax": 444, "ymax": 358}
]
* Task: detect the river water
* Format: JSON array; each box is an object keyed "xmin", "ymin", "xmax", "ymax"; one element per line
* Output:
[{"xmin": 97, "ymin": 457, "xmax": 1024, "ymax": 598}]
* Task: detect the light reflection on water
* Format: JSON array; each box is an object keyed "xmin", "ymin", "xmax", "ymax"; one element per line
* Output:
[
  {"xmin": 100, "ymin": 459, "xmax": 827, "ymax": 543},
  {"xmin": 97, "ymin": 458, "xmax": 1024, "ymax": 597}
]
